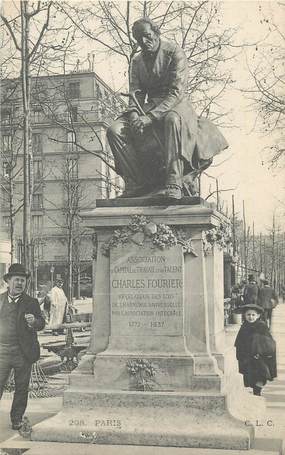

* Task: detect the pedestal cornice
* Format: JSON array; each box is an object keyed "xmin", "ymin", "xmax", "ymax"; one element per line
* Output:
[{"xmin": 81, "ymin": 203, "xmax": 225, "ymax": 230}]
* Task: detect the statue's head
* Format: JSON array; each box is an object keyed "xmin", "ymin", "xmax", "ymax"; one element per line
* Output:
[{"xmin": 132, "ymin": 17, "xmax": 160, "ymax": 54}]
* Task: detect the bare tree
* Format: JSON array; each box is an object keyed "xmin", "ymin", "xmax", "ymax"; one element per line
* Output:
[
  {"xmin": 246, "ymin": 3, "xmax": 285, "ymax": 166},
  {"xmin": 57, "ymin": 0, "xmax": 242, "ymax": 126},
  {"xmin": 0, "ymin": 3, "xmax": 86, "ymax": 299},
  {"xmin": 42, "ymin": 156, "xmax": 94, "ymax": 301},
  {"xmin": 0, "ymin": 115, "xmax": 23, "ymax": 261},
  {"xmin": 30, "ymin": 66, "xmax": 125, "ymax": 197},
  {"xmin": 1, "ymin": 1, "xmax": 53, "ymax": 268}
]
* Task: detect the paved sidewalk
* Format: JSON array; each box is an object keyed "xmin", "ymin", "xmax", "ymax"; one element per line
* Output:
[
  {"xmin": 1, "ymin": 304, "xmax": 285, "ymax": 454},
  {"xmin": 0, "ymin": 396, "xmax": 63, "ymax": 444},
  {"xmin": 254, "ymin": 302, "xmax": 285, "ymax": 444}
]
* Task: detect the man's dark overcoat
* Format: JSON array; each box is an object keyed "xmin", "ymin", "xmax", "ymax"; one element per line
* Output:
[
  {"xmin": 243, "ymin": 282, "xmax": 259, "ymax": 305},
  {"xmin": 0, "ymin": 291, "xmax": 45, "ymax": 363},
  {"xmin": 234, "ymin": 319, "xmax": 277, "ymax": 388},
  {"xmin": 258, "ymin": 286, "xmax": 278, "ymax": 310},
  {"xmin": 129, "ymin": 39, "xmax": 229, "ymax": 170}
]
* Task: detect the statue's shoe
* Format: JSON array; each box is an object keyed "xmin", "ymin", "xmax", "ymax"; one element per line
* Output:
[
  {"xmin": 155, "ymin": 185, "xmax": 183, "ymax": 200},
  {"xmin": 11, "ymin": 420, "xmax": 23, "ymax": 430},
  {"xmin": 147, "ymin": 187, "xmax": 167, "ymax": 197}
]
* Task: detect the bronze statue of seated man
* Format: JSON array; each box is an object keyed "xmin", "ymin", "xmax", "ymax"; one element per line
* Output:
[{"xmin": 107, "ymin": 17, "xmax": 228, "ymax": 200}]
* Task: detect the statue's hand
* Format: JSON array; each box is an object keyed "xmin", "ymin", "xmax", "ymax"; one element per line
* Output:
[
  {"xmin": 128, "ymin": 111, "xmax": 139, "ymax": 123},
  {"xmin": 131, "ymin": 115, "xmax": 152, "ymax": 134}
]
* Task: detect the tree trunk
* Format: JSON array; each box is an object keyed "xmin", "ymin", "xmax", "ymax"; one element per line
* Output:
[
  {"xmin": 21, "ymin": 0, "xmax": 32, "ymax": 271},
  {"xmin": 68, "ymin": 232, "xmax": 73, "ymax": 304},
  {"xmin": 242, "ymin": 200, "xmax": 247, "ymax": 278},
  {"xmin": 8, "ymin": 175, "xmax": 15, "ymax": 261}
]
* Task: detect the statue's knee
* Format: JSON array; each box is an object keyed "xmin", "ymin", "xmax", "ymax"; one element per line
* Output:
[{"xmin": 164, "ymin": 111, "xmax": 180, "ymax": 127}]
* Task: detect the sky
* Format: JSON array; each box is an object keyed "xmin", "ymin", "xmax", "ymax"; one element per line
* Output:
[
  {"xmin": 91, "ymin": 0, "xmax": 285, "ymax": 233},
  {"xmin": 210, "ymin": 1, "xmax": 285, "ymax": 233}
]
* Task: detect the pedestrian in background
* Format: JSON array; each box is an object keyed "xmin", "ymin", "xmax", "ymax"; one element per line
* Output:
[
  {"xmin": 234, "ymin": 303, "xmax": 277, "ymax": 396},
  {"xmin": 243, "ymin": 274, "xmax": 258, "ymax": 305},
  {"xmin": 0, "ymin": 264, "xmax": 45, "ymax": 430},
  {"xmin": 258, "ymin": 279, "xmax": 278, "ymax": 329},
  {"xmin": 239, "ymin": 279, "xmax": 247, "ymax": 302},
  {"xmin": 47, "ymin": 278, "xmax": 68, "ymax": 335}
]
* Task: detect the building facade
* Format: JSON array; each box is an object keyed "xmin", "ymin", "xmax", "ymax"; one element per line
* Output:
[{"xmin": 0, "ymin": 71, "xmax": 124, "ymax": 296}]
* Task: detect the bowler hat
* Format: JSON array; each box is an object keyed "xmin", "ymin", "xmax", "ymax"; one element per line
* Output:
[
  {"xmin": 234, "ymin": 304, "xmax": 264, "ymax": 314},
  {"xmin": 4, "ymin": 263, "xmax": 30, "ymax": 282}
]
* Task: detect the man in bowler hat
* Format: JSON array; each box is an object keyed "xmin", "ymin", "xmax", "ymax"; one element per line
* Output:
[{"xmin": 0, "ymin": 264, "xmax": 45, "ymax": 429}]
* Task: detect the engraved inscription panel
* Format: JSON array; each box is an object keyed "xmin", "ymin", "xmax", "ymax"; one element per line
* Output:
[{"xmin": 110, "ymin": 246, "xmax": 184, "ymax": 336}]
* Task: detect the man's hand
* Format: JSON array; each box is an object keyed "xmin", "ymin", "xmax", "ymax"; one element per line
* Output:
[
  {"xmin": 129, "ymin": 113, "xmax": 152, "ymax": 134},
  {"xmin": 25, "ymin": 313, "xmax": 35, "ymax": 327}
]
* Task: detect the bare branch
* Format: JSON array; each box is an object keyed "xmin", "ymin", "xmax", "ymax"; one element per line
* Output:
[
  {"xmin": 0, "ymin": 14, "xmax": 21, "ymax": 51},
  {"xmin": 29, "ymin": 2, "xmax": 52, "ymax": 60}
]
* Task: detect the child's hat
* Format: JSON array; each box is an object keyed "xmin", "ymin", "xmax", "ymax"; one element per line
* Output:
[{"xmin": 234, "ymin": 304, "xmax": 264, "ymax": 314}]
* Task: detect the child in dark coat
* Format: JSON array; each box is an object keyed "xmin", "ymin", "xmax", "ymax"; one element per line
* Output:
[{"xmin": 234, "ymin": 304, "xmax": 277, "ymax": 396}]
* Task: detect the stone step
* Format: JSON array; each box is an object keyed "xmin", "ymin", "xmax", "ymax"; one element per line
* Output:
[
  {"xmin": 267, "ymin": 402, "xmax": 285, "ymax": 408},
  {"xmin": 264, "ymin": 382, "xmax": 285, "ymax": 389},
  {"xmin": 0, "ymin": 441, "xmax": 281, "ymax": 455},
  {"xmin": 264, "ymin": 385, "xmax": 285, "ymax": 394},
  {"xmin": 254, "ymin": 437, "xmax": 284, "ymax": 454},
  {"xmin": 263, "ymin": 394, "xmax": 285, "ymax": 402},
  {"xmin": 31, "ymin": 404, "xmax": 253, "ymax": 449}
]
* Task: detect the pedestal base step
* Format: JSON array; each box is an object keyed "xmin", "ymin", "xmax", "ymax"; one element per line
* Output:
[
  {"xmin": 31, "ymin": 390, "xmax": 252, "ymax": 450},
  {"xmin": 2, "ymin": 443, "xmax": 281, "ymax": 455},
  {"xmin": 1, "ymin": 438, "xmax": 282, "ymax": 455}
]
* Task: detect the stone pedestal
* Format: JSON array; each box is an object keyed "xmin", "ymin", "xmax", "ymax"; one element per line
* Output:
[
  {"xmin": 224, "ymin": 252, "xmax": 234, "ymax": 298},
  {"xmin": 32, "ymin": 200, "xmax": 257, "ymax": 449},
  {"xmin": 206, "ymin": 245, "xmax": 226, "ymax": 355}
]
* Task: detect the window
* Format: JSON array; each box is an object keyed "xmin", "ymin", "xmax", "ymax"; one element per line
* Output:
[
  {"xmin": 32, "ymin": 214, "xmax": 43, "ymax": 232},
  {"xmin": 32, "ymin": 107, "xmax": 43, "ymax": 123},
  {"xmin": 1, "ymin": 187, "xmax": 10, "ymax": 207},
  {"xmin": 96, "ymin": 82, "xmax": 102, "ymax": 99},
  {"xmin": 1, "ymin": 135, "xmax": 11, "ymax": 153},
  {"xmin": 1, "ymin": 109, "xmax": 11, "ymax": 125},
  {"xmin": 67, "ymin": 158, "xmax": 78, "ymax": 180},
  {"xmin": 32, "ymin": 193, "xmax": 43, "ymax": 210},
  {"xmin": 32, "ymin": 133, "xmax": 43, "ymax": 155},
  {"xmin": 34, "ymin": 242, "xmax": 44, "ymax": 261},
  {"xmin": 33, "ymin": 159, "xmax": 43, "ymax": 180},
  {"xmin": 13, "ymin": 106, "xmax": 20, "ymax": 121},
  {"xmin": 70, "ymin": 106, "xmax": 78, "ymax": 122},
  {"xmin": 67, "ymin": 131, "xmax": 76, "ymax": 153},
  {"xmin": 2, "ymin": 216, "xmax": 10, "ymax": 228},
  {"xmin": 68, "ymin": 82, "xmax": 80, "ymax": 99},
  {"xmin": 3, "ymin": 161, "xmax": 11, "ymax": 177}
]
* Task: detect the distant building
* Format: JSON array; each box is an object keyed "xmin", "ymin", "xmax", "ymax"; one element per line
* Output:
[{"xmin": 0, "ymin": 71, "xmax": 125, "ymax": 295}]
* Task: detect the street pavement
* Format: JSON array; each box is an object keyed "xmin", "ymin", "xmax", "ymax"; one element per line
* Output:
[
  {"xmin": 253, "ymin": 301, "xmax": 285, "ymax": 445},
  {"xmin": 0, "ymin": 302, "xmax": 284, "ymax": 454},
  {"xmin": 72, "ymin": 298, "xmax": 93, "ymax": 315}
]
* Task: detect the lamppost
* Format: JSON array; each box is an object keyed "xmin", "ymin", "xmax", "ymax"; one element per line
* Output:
[{"xmin": 50, "ymin": 265, "xmax": 55, "ymax": 288}]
